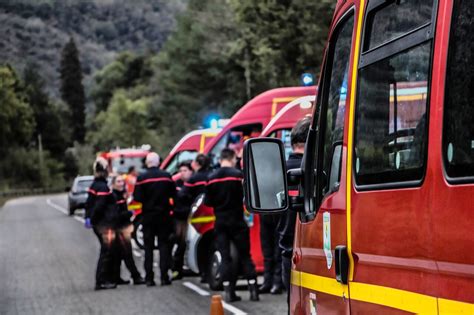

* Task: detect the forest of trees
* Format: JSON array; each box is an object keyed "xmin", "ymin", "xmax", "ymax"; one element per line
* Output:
[{"xmin": 0, "ymin": 0, "xmax": 334, "ymax": 191}]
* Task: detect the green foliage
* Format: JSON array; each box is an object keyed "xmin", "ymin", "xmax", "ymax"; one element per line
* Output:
[
  {"xmin": 91, "ymin": 52, "xmax": 154, "ymax": 113},
  {"xmin": 60, "ymin": 37, "xmax": 86, "ymax": 143},
  {"xmin": 0, "ymin": 147, "xmax": 65, "ymax": 190},
  {"xmin": 149, "ymin": 0, "xmax": 247, "ymax": 151},
  {"xmin": 0, "ymin": 65, "xmax": 35, "ymax": 153},
  {"xmin": 0, "ymin": 0, "xmax": 186, "ymax": 98},
  {"xmin": 63, "ymin": 142, "xmax": 96, "ymax": 178},
  {"xmin": 232, "ymin": 0, "xmax": 334, "ymax": 89},
  {"xmin": 23, "ymin": 63, "xmax": 71, "ymax": 158},
  {"xmin": 87, "ymin": 91, "xmax": 159, "ymax": 151}
]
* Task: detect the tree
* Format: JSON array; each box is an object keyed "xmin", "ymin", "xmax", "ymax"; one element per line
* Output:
[
  {"xmin": 0, "ymin": 65, "xmax": 35, "ymax": 154},
  {"xmin": 91, "ymin": 52, "xmax": 154, "ymax": 113},
  {"xmin": 60, "ymin": 37, "xmax": 86, "ymax": 143},
  {"xmin": 87, "ymin": 90, "xmax": 158, "ymax": 151},
  {"xmin": 151, "ymin": 0, "xmax": 247, "ymax": 152},
  {"xmin": 23, "ymin": 63, "xmax": 70, "ymax": 158},
  {"xmin": 232, "ymin": 0, "xmax": 334, "ymax": 91}
]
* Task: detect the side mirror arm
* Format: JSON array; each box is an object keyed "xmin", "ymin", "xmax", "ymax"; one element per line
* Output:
[{"xmin": 287, "ymin": 168, "xmax": 304, "ymax": 212}]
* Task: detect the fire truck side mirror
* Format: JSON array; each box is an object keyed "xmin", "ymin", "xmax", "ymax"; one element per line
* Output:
[{"xmin": 243, "ymin": 138, "xmax": 289, "ymax": 214}]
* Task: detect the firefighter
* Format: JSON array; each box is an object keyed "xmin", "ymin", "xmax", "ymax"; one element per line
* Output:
[
  {"xmin": 85, "ymin": 157, "xmax": 118, "ymax": 290},
  {"xmin": 111, "ymin": 175, "xmax": 146, "ymax": 285},
  {"xmin": 204, "ymin": 148, "xmax": 259, "ymax": 302},
  {"xmin": 171, "ymin": 161, "xmax": 194, "ymax": 279},
  {"xmin": 277, "ymin": 117, "xmax": 310, "ymax": 304},
  {"xmin": 133, "ymin": 152, "xmax": 176, "ymax": 287},
  {"xmin": 174, "ymin": 155, "xmax": 211, "ymax": 280},
  {"xmin": 125, "ymin": 166, "xmax": 138, "ymax": 196},
  {"xmin": 175, "ymin": 161, "xmax": 193, "ymax": 191}
]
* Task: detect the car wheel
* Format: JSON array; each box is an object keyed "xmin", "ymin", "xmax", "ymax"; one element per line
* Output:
[
  {"xmin": 206, "ymin": 241, "xmax": 239, "ymax": 291},
  {"xmin": 132, "ymin": 215, "xmax": 158, "ymax": 249}
]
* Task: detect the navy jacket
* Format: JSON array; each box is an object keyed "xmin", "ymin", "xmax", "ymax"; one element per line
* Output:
[{"xmin": 134, "ymin": 167, "xmax": 176, "ymax": 223}]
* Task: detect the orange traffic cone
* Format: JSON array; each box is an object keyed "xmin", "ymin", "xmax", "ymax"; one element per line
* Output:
[{"xmin": 210, "ymin": 295, "xmax": 224, "ymax": 315}]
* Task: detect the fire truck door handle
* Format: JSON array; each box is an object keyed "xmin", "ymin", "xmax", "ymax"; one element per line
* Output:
[{"xmin": 335, "ymin": 245, "xmax": 349, "ymax": 285}]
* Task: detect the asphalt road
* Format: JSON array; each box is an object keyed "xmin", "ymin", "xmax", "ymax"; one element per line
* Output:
[{"xmin": 0, "ymin": 194, "xmax": 286, "ymax": 315}]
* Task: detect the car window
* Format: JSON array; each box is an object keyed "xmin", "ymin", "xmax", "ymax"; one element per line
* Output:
[
  {"xmin": 75, "ymin": 180, "xmax": 93, "ymax": 193},
  {"xmin": 315, "ymin": 12, "xmax": 354, "ymax": 200},
  {"xmin": 365, "ymin": 0, "xmax": 434, "ymax": 51},
  {"xmin": 354, "ymin": 0, "xmax": 436, "ymax": 188},
  {"xmin": 443, "ymin": 0, "xmax": 474, "ymax": 181},
  {"xmin": 165, "ymin": 150, "xmax": 198, "ymax": 175}
]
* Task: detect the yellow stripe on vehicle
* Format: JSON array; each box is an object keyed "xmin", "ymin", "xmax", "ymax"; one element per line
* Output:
[
  {"xmin": 438, "ymin": 298, "xmax": 474, "ymax": 314},
  {"xmin": 271, "ymin": 97, "xmax": 299, "ymax": 117},
  {"xmin": 128, "ymin": 204, "xmax": 141, "ymax": 210},
  {"xmin": 291, "ymin": 270, "xmax": 348, "ymax": 298},
  {"xmin": 350, "ymin": 281, "xmax": 437, "ymax": 314},
  {"xmin": 346, "ymin": 0, "xmax": 366, "ymax": 282},
  {"xmin": 292, "ymin": 270, "xmax": 474, "ymax": 314},
  {"xmin": 189, "ymin": 216, "xmax": 215, "ymax": 224}
]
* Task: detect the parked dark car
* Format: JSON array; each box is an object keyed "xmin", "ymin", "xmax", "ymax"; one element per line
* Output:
[{"xmin": 67, "ymin": 176, "xmax": 94, "ymax": 216}]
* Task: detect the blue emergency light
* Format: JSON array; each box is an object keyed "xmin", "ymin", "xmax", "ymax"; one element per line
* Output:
[{"xmin": 301, "ymin": 73, "xmax": 314, "ymax": 86}]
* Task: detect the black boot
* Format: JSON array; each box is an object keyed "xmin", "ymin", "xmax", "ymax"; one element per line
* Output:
[
  {"xmin": 133, "ymin": 276, "xmax": 146, "ymax": 285},
  {"xmin": 248, "ymin": 279, "xmax": 259, "ymax": 301},
  {"xmin": 270, "ymin": 284, "xmax": 283, "ymax": 294},
  {"xmin": 116, "ymin": 278, "xmax": 130, "ymax": 285},
  {"xmin": 258, "ymin": 283, "xmax": 272, "ymax": 294},
  {"xmin": 224, "ymin": 282, "xmax": 241, "ymax": 303}
]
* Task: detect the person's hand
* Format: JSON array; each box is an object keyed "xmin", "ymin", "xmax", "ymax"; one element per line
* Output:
[{"xmin": 84, "ymin": 218, "xmax": 92, "ymax": 229}]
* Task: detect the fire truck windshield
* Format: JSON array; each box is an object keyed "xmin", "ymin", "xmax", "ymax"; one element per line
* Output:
[{"xmin": 111, "ymin": 156, "xmax": 146, "ymax": 174}]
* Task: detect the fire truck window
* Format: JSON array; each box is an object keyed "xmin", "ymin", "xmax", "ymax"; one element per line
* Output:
[
  {"xmin": 165, "ymin": 151, "xmax": 198, "ymax": 175},
  {"xmin": 355, "ymin": 42, "xmax": 431, "ymax": 186},
  {"xmin": 269, "ymin": 129, "xmax": 292, "ymax": 160},
  {"xmin": 443, "ymin": 1, "xmax": 474, "ymax": 181},
  {"xmin": 316, "ymin": 13, "xmax": 353, "ymax": 198},
  {"xmin": 365, "ymin": 0, "xmax": 434, "ymax": 51},
  {"xmin": 210, "ymin": 132, "xmax": 229, "ymax": 166}
]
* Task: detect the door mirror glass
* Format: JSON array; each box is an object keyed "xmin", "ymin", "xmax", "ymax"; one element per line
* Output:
[{"xmin": 243, "ymin": 138, "xmax": 288, "ymax": 213}]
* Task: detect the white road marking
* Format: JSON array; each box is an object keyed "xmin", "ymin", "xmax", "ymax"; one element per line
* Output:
[
  {"xmin": 182, "ymin": 282, "xmax": 247, "ymax": 315},
  {"xmin": 73, "ymin": 215, "xmax": 85, "ymax": 224},
  {"xmin": 221, "ymin": 301, "xmax": 247, "ymax": 315},
  {"xmin": 182, "ymin": 281, "xmax": 210, "ymax": 296},
  {"xmin": 46, "ymin": 198, "xmax": 85, "ymax": 223},
  {"xmin": 46, "ymin": 198, "xmax": 68, "ymax": 215}
]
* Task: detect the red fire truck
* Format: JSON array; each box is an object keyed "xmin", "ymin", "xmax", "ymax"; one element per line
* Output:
[
  {"xmin": 99, "ymin": 146, "xmax": 150, "ymax": 175},
  {"xmin": 160, "ymin": 128, "xmax": 220, "ymax": 179},
  {"xmin": 243, "ymin": 0, "xmax": 474, "ymax": 313},
  {"xmin": 187, "ymin": 86, "xmax": 317, "ymax": 290}
]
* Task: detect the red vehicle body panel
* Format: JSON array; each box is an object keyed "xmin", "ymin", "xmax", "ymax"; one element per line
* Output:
[
  {"xmin": 160, "ymin": 128, "xmax": 219, "ymax": 173},
  {"xmin": 203, "ymin": 86, "xmax": 317, "ymax": 155}
]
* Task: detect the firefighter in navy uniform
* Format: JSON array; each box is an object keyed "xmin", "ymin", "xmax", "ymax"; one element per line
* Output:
[
  {"xmin": 204, "ymin": 148, "xmax": 259, "ymax": 303},
  {"xmin": 171, "ymin": 161, "xmax": 193, "ymax": 279},
  {"xmin": 277, "ymin": 117, "xmax": 310, "ymax": 308},
  {"xmin": 133, "ymin": 152, "xmax": 176, "ymax": 287},
  {"xmin": 173, "ymin": 155, "xmax": 210, "ymax": 279},
  {"xmin": 85, "ymin": 157, "xmax": 118, "ymax": 290},
  {"xmin": 111, "ymin": 175, "xmax": 145, "ymax": 285}
]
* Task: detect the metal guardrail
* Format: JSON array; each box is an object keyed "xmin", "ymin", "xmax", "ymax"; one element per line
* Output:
[{"xmin": 0, "ymin": 188, "xmax": 64, "ymax": 198}]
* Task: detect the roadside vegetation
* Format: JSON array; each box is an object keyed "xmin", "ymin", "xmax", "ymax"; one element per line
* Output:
[{"xmin": 0, "ymin": 0, "xmax": 333, "ymax": 192}]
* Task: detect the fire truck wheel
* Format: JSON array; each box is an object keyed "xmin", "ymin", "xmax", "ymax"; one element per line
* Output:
[
  {"xmin": 131, "ymin": 215, "xmax": 158, "ymax": 250},
  {"xmin": 207, "ymin": 241, "xmax": 239, "ymax": 291}
]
